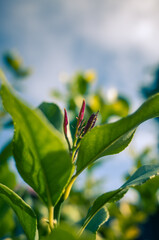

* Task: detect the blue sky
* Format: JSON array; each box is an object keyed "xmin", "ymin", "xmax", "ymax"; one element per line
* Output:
[
  {"xmin": 1, "ymin": 0, "xmax": 159, "ymax": 104},
  {"xmin": 0, "ymin": 0, "xmax": 159, "ymax": 192}
]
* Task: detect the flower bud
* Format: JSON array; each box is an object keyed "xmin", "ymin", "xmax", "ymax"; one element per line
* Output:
[
  {"xmin": 63, "ymin": 108, "xmax": 68, "ymax": 136},
  {"xmin": 84, "ymin": 111, "xmax": 98, "ymax": 134},
  {"xmin": 77, "ymin": 100, "xmax": 86, "ymax": 128}
]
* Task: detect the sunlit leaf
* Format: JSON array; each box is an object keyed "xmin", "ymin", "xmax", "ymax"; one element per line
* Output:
[
  {"xmin": 0, "ymin": 70, "xmax": 74, "ymax": 206},
  {"xmin": 76, "ymin": 93, "xmax": 159, "ymax": 174}
]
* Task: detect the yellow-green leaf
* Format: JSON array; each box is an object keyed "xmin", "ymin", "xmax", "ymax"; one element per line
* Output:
[
  {"xmin": 0, "ymin": 70, "xmax": 74, "ymax": 206},
  {"xmin": 76, "ymin": 93, "xmax": 159, "ymax": 174}
]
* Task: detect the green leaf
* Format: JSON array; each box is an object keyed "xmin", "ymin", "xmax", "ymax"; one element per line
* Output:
[
  {"xmin": 0, "ymin": 183, "xmax": 38, "ymax": 240},
  {"xmin": 38, "ymin": 102, "xmax": 63, "ymax": 133},
  {"xmin": 76, "ymin": 93, "xmax": 159, "ymax": 174},
  {"xmin": 0, "ymin": 162, "xmax": 16, "ymax": 235},
  {"xmin": 0, "ymin": 208, "xmax": 15, "ymax": 237},
  {"xmin": 44, "ymin": 227, "xmax": 77, "ymax": 240},
  {"xmin": 101, "ymin": 97, "xmax": 130, "ymax": 123},
  {"xmin": 3, "ymin": 51, "xmax": 32, "ymax": 78},
  {"xmin": 80, "ymin": 189, "xmax": 127, "ymax": 235},
  {"xmin": 0, "ymin": 162, "xmax": 16, "ymax": 190},
  {"xmin": 121, "ymin": 164, "xmax": 159, "ymax": 188},
  {"xmin": 42, "ymin": 225, "xmax": 94, "ymax": 240},
  {"xmin": 0, "ymin": 140, "xmax": 13, "ymax": 166},
  {"xmin": 81, "ymin": 164, "xmax": 159, "ymax": 233},
  {"xmin": 0, "ymin": 70, "xmax": 74, "ymax": 206},
  {"xmin": 85, "ymin": 207, "xmax": 109, "ymax": 239}
]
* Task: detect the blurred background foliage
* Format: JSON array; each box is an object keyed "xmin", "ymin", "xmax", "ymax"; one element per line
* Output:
[{"xmin": 0, "ymin": 51, "xmax": 159, "ymax": 240}]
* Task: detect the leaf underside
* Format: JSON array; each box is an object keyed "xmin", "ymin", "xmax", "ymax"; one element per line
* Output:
[
  {"xmin": 81, "ymin": 164, "xmax": 159, "ymax": 232},
  {"xmin": 85, "ymin": 207, "xmax": 109, "ymax": 239}
]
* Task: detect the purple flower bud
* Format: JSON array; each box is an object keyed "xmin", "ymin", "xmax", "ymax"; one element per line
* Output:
[
  {"xmin": 63, "ymin": 108, "xmax": 68, "ymax": 136},
  {"xmin": 84, "ymin": 111, "xmax": 98, "ymax": 134},
  {"xmin": 77, "ymin": 100, "xmax": 86, "ymax": 127}
]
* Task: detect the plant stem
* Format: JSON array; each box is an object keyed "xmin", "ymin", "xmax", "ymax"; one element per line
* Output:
[
  {"xmin": 72, "ymin": 148, "xmax": 77, "ymax": 163},
  {"xmin": 64, "ymin": 175, "xmax": 77, "ymax": 200},
  {"xmin": 72, "ymin": 134, "xmax": 81, "ymax": 163},
  {"xmin": 48, "ymin": 205, "xmax": 54, "ymax": 231},
  {"xmin": 65, "ymin": 135, "xmax": 72, "ymax": 153},
  {"xmin": 54, "ymin": 195, "xmax": 64, "ymax": 225}
]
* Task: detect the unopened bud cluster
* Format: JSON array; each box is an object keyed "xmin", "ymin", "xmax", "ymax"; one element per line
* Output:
[{"xmin": 63, "ymin": 100, "xmax": 98, "ymax": 158}]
